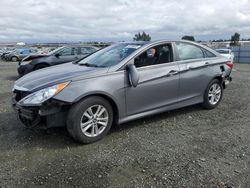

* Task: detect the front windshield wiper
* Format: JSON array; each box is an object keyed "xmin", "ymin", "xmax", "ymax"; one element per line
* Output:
[{"xmin": 79, "ymin": 63, "xmax": 105, "ymax": 68}]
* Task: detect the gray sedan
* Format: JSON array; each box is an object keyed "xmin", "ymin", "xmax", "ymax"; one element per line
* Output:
[
  {"xmin": 17, "ymin": 45, "xmax": 99, "ymax": 76},
  {"xmin": 12, "ymin": 40, "xmax": 233, "ymax": 143}
]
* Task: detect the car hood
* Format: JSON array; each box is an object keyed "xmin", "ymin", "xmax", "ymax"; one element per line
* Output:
[
  {"xmin": 21, "ymin": 54, "xmax": 48, "ymax": 62},
  {"xmin": 14, "ymin": 63, "xmax": 109, "ymax": 92}
]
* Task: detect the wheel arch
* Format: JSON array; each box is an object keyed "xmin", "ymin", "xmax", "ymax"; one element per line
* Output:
[
  {"xmin": 34, "ymin": 62, "xmax": 50, "ymax": 70},
  {"xmin": 74, "ymin": 93, "xmax": 119, "ymax": 125},
  {"xmin": 203, "ymin": 74, "xmax": 224, "ymax": 98},
  {"xmin": 212, "ymin": 74, "xmax": 224, "ymax": 88},
  {"xmin": 11, "ymin": 56, "xmax": 19, "ymax": 61}
]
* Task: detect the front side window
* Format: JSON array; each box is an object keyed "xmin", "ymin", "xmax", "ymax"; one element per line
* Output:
[
  {"xmin": 176, "ymin": 42, "xmax": 204, "ymax": 60},
  {"xmin": 59, "ymin": 47, "xmax": 72, "ymax": 56},
  {"xmin": 134, "ymin": 44, "xmax": 172, "ymax": 68},
  {"xmin": 79, "ymin": 43, "xmax": 143, "ymax": 67}
]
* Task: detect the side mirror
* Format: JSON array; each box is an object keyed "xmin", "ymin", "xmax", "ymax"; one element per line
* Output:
[
  {"xmin": 127, "ymin": 64, "xmax": 139, "ymax": 87},
  {"xmin": 55, "ymin": 53, "xmax": 60, "ymax": 57}
]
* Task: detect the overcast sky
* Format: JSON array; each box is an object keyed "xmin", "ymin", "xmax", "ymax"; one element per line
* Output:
[{"xmin": 0, "ymin": 0, "xmax": 250, "ymax": 42}]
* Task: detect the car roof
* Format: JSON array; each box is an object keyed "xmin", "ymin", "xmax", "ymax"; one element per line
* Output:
[
  {"xmin": 63, "ymin": 45, "xmax": 99, "ymax": 48},
  {"xmin": 215, "ymin": 48, "xmax": 231, "ymax": 51}
]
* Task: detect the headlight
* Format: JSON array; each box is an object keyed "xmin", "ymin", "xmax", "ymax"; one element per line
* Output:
[
  {"xmin": 19, "ymin": 82, "xmax": 70, "ymax": 105},
  {"xmin": 21, "ymin": 60, "xmax": 32, "ymax": 65}
]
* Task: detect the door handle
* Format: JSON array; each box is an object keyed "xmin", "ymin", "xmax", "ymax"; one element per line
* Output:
[
  {"xmin": 204, "ymin": 62, "xmax": 210, "ymax": 66},
  {"xmin": 166, "ymin": 70, "xmax": 179, "ymax": 77},
  {"xmin": 187, "ymin": 64, "xmax": 195, "ymax": 70}
]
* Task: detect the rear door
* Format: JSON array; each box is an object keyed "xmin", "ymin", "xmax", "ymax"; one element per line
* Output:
[
  {"xmin": 175, "ymin": 42, "xmax": 216, "ymax": 102},
  {"xmin": 125, "ymin": 43, "xmax": 180, "ymax": 115}
]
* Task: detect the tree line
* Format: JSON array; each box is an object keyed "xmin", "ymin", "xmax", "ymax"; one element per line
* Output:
[{"xmin": 133, "ymin": 31, "xmax": 245, "ymax": 46}]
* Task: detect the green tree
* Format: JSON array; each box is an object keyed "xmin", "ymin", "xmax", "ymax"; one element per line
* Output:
[
  {"xmin": 181, "ymin": 35, "xmax": 195, "ymax": 41},
  {"xmin": 230, "ymin": 32, "xmax": 240, "ymax": 46},
  {"xmin": 133, "ymin": 32, "xmax": 151, "ymax": 41}
]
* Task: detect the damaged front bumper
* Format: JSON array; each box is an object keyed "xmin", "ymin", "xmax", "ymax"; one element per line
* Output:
[{"xmin": 12, "ymin": 96, "xmax": 69, "ymax": 128}]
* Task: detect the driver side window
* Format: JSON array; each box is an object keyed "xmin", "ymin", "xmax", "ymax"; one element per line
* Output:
[
  {"xmin": 59, "ymin": 47, "xmax": 72, "ymax": 56},
  {"xmin": 134, "ymin": 44, "xmax": 172, "ymax": 68}
]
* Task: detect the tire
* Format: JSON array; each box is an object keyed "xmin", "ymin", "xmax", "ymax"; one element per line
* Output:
[
  {"xmin": 11, "ymin": 56, "xmax": 18, "ymax": 62},
  {"xmin": 202, "ymin": 79, "xmax": 223, "ymax": 109},
  {"xmin": 34, "ymin": 64, "xmax": 48, "ymax": 71},
  {"xmin": 67, "ymin": 96, "xmax": 113, "ymax": 144}
]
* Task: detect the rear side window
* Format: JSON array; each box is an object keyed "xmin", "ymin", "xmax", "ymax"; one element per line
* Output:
[
  {"xmin": 80, "ymin": 47, "xmax": 96, "ymax": 55},
  {"xmin": 203, "ymin": 49, "xmax": 216, "ymax": 58},
  {"xmin": 176, "ymin": 42, "xmax": 204, "ymax": 60}
]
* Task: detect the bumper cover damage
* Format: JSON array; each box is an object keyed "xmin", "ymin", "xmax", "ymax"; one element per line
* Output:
[{"xmin": 12, "ymin": 97, "xmax": 69, "ymax": 128}]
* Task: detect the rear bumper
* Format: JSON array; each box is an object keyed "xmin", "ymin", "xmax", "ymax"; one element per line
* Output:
[
  {"xmin": 223, "ymin": 76, "xmax": 232, "ymax": 88},
  {"xmin": 12, "ymin": 97, "xmax": 68, "ymax": 128}
]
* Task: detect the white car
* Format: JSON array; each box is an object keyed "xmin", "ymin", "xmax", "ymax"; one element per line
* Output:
[{"xmin": 215, "ymin": 49, "xmax": 234, "ymax": 61}]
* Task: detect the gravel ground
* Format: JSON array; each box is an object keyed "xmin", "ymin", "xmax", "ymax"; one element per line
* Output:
[{"xmin": 0, "ymin": 60, "xmax": 250, "ymax": 188}]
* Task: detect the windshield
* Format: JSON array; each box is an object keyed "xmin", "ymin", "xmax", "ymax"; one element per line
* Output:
[
  {"xmin": 47, "ymin": 47, "xmax": 65, "ymax": 56},
  {"xmin": 78, "ymin": 43, "xmax": 143, "ymax": 67}
]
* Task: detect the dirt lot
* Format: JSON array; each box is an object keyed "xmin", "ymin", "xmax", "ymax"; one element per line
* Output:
[{"xmin": 0, "ymin": 60, "xmax": 249, "ymax": 188}]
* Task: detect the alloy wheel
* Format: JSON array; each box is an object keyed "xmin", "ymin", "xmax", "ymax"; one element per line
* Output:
[
  {"xmin": 80, "ymin": 105, "xmax": 109, "ymax": 137},
  {"xmin": 208, "ymin": 83, "xmax": 222, "ymax": 105}
]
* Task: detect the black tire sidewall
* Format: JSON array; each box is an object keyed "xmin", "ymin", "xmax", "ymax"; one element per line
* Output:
[
  {"xmin": 203, "ymin": 79, "xmax": 223, "ymax": 109},
  {"xmin": 67, "ymin": 96, "xmax": 113, "ymax": 144},
  {"xmin": 11, "ymin": 56, "xmax": 18, "ymax": 62}
]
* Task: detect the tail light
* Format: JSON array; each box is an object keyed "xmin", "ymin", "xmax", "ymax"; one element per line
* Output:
[{"xmin": 225, "ymin": 61, "xmax": 234, "ymax": 69}]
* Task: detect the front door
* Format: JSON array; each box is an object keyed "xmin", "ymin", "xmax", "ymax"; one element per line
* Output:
[
  {"xmin": 125, "ymin": 43, "xmax": 180, "ymax": 116},
  {"xmin": 52, "ymin": 47, "xmax": 78, "ymax": 65}
]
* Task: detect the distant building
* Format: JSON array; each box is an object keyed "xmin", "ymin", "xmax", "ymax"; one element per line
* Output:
[{"xmin": 17, "ymin": 42, "xmax": 25, "ymax": 46}]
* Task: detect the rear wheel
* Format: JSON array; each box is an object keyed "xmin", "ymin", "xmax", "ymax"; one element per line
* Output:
[
  {"xmin": 202, "ymin": 79, "xmax": 223, "ymax": 109},
  {"xmin": 67, "ymin": 96, "xmax": 113, "ymax": 144}
]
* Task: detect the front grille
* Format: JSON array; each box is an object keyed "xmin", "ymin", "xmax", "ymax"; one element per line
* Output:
[{"xmin": 14, "ymin": 90, "xmax": 31, "ymax": 102}]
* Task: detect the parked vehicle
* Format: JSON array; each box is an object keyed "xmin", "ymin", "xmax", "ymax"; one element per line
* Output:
[
  {"xmin": 4, "ymin": 48, "xmax": 38, "ymax": 62},
  {"xmin": 12, "ymin": 40, "xmax": 233, "ymax": 143},
  {"xmin": 17, "ymin": 45, "xmax": 99, "ymax": 76},
  {"xmin": 0, "ymin": 49, "xmax": 4, "ymax": 56},
  {"xmin": 1, "ymin": 49, "xmax": 15, "ymax": 61},
  {"xmin": 215, "ymin": 49, "xmax": 234, "ymax": 61}
]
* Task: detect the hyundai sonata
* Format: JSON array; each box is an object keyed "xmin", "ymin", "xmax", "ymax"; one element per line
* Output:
[{"xmin": 12, "ymin": 40, "xmax": 233, "ymax": 143}]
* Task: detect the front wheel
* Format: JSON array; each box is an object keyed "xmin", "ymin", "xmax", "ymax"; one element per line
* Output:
[
  {"xmin": 67, "ymin": 96, "xmax": 113, "ymax": 144},
  {"xmin": 202, "ymin": 79, "xmax": 223, "ymax": 109},
  {"xmin": 11, "ymin": 56, "xmax": 18, "ymax": 62}
]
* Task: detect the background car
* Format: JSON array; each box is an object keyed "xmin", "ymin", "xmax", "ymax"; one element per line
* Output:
[
  {"xmin": 1, "ymin": 48, "xmax": 15, "ymax": 61},
  {"xmin": 18, "ymin": 45, "xmax": 99, "ymax": 76},
  {"xmin": 12, "ymin": 40, "xmax": 233, "ymax": 144},
  {"xmin": 4, "ymin": 48, "xmax": 38, "ymax": 62},
  {"xmin": 215, "ymin": 48, "xmax": 234, "ymax": 61}
]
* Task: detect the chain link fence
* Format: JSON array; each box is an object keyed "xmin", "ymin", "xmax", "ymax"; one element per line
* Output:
[{"xmin": 232, "ymin": 46, "xmax": 250, "ymax": 63}]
